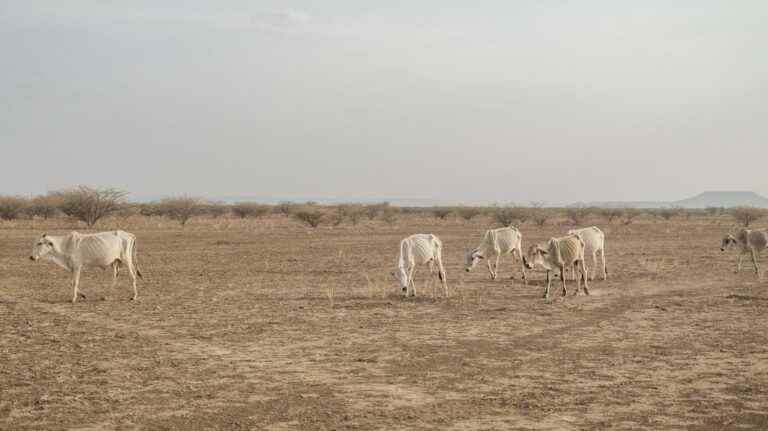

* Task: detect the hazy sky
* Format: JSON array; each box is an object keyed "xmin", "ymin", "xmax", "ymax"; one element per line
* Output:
[{"xmin": 2, "ymin": 1, "xmax": 767, "ymax": 204}]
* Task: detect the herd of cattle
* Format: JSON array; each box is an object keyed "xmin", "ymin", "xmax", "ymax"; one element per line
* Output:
[{"xmin": 24, "ymin": 225, "xmax": 768, "ymax": 303}]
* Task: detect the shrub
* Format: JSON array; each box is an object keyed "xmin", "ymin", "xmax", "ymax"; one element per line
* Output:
[
  {"xmin": 657, "ymin": 208, "xmax": 677, "ymax": 221},
  {"xmin": 0, "ymin": 196, "xmax": 28, "ymax": 220},
  {"xmin": 531, "ymin": 208, "xmax": 551, "ymax": 227},
  {"xmin": 622, "ymin": 208, "xmax": 642, "ymax": 225},
  {"xmin": 137, "ymin": 203, "xmax": 164, "ymax": 217},
  {"xmin": 231, "ymin": 203, "xmax": 271, "ymax": 219},
  {"xmin": 25, "ymin": 195, "xmax": 60, "ymax": 220},
  {"xmin": 493, "ymin": 206, "xmax": 530, "ymax": 227},
  {"xmin": 274, "ymin": 201, "xmax": 296, "ymax": 216},
  {"xmin": 53, "ymin": 186, "xmax": 127, "ymax": 227},
  {"xmin": 381, "ymin": 206, "xmax": 399, "ymax": 225},
  {"xmin": 731, "ymin": 206, "xmax": 765, "ymax": 227},
  {"xmin": 293, "ymin": 209, "xmax": 324, "ymax": 228},
  {"xmin": 457, "ymin": 207, "xmax": 481, "ymax": 221},
  {"xmin": 600, "ymin": 208, "xmax": 624, "ymax": 224},
  {"xmin": 157, "ymin": 196, "xmax": 204, "ymax": 227},
  {"xmin": 364, "ymin": 202, "xmax": 390, "ymax": 220},
  {"xmin": 565, "ymin": 206, "xmax": 593, "ymax": 225},
  {"xmin": 431, "ymin": 207, "xmax": 453, "ymax": 220},
  {"xmin": 201, "ymin": 202, "xmax": 228, "ymax": 218},
  {"xmin": 705, "ymin": 206, "xmax": 725, "ymax": 217}
]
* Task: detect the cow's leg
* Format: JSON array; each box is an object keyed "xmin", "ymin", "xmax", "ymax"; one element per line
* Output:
[
  {"xmin": 736, "ymin": 254, "xmax": 743, "ymax": 273},
  {"xmin": 492, "ymin": 255, "xmax": 500, "ymax": 280},
  {"xmin": 72, "ymin": 267, "xmax": 82, "ymax": 303},
  {"xmin": 486, "ymin": 259, "xmax": 495, "ymax": 280},
  {"xmin": 543, "ymin": 270, "xmax": 551, "ymax": 299},
  {"xmin": 127, "ymin": 261, "xmax": 139, "ymax": 301},
  {"xmin": 582, "ymin": 261, "xmax": 590, "ymax": 295},
  {"xmin": 510, "ymin": 249, "xmax": 523, "ymax": 282},
  {"xmin": 408, "ymin": 266, "xmax": 416, "ymax": 297},
  {"xmin": 751, "ymin": 249, "xmax": 761, "ymax": 278},
  {"xmin": 434, "ymin": 257, "xmax": 448, "ymax": 298},
  {"xmin": 560, "ymin": 265, "xmax": 568, "ymax": 296},
  {"xmin": 600, "ymin": 248, "xmax": 608, "ymax": 280},
  {"xmin": 590, "ymin": 251, "xmax": 598, "ymax": 281},
  {"xmin": 571, "ymin": 263, "xmax": 577, "ymax": 281},
  {"xmin": 110, "ymin": 261, "xmax": 120, "ymax": 289}
]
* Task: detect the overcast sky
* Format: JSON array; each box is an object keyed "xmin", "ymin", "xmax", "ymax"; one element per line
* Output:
[{"xmin": 2, "ymin": 1, "xmax": 767, "ymax": 204}]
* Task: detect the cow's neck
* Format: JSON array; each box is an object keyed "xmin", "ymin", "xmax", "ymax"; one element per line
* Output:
[{"xmin": 45, "ymin": 236, "xmax": 75, "ymax": 272}]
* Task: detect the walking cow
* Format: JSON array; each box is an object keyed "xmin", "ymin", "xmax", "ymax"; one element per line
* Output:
[
  {"xmin": 29, "ymin": 231, "xmax": 143, "ymax": 303},
  {"xmin": 464, "ymin": 226, "xmax": 526, "ymax": 283},
  {"xmin": 524, "ymin": 234, "xmax": 589, "ymax": 299}
]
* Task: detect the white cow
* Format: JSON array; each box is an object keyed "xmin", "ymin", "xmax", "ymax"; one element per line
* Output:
[
  {"xmin": 392, "ymin": 234, "xmax": 447, "ymax": 297},
  {"xmin": 524, "ymin": 234, "xmax": 589, "ymax": 299},
  {"xmin": 567, "ymin": 226, "xmax": 607, "ymax": 281},
  {"xmin": 721, "ymin": 229, "xmax": 768, "ymax": 278},
  {"xmin": 464, "ymin": 226, "xmax": 526, "ymax": 283},
  {"xmin": 30, "ymin": 231, "xmax": 143, "ymax": 303}
]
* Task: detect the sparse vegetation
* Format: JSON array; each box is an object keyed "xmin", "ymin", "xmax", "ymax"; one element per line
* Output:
[
  {"xmin": 493, "ymin": 206, "xmax": 530, "ymax": 227},
  {"xmin": 293, "ymin": 209, "xmax": 324, "ymax": 228},
  {"xmin": 566, "ymin": 205, "xmax": 593, "ymax": 225},
  {"xmin": 622, "ymin": 208, "xmax": 643, "ymax": 225},
  {"xmin": 231, "ymin": 203, "xmax": 271, "ymax": 219},
  {"xmin": 0, "ymin": 196, "xmax": 28, "ymax": 220},
  {"xmin": 431, "ymin": 207, "xmax": 453, "ymax": 220},
  {"xmin": 457, "ymin": 207, "xmax": 482, "ymax": 222},
  {"xmin": 600, "ymin": 208, "xmax": 625, "ymax": 224},
  {"xmin": 53, "ymin": 186, "xmax": 128, "ymax": 227},
  {"xmin": 157, "ymin": 196, "xmax": 205, "ymax": 227},
  {"xmin": 274, "ymin": 201, "xmax": 296, "ymax": 216},
  {"xmin": 731, "ymin": 206, "xmax": 766, "ymax": 227},
  {"xmin": 25, "ymin": 195, "xmax": 60, "ymax": 220}
]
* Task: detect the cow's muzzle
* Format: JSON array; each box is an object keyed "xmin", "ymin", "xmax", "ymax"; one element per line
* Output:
[{"xmin": 29, "ymin": 256, "xmax": 36, "ymax": 261}]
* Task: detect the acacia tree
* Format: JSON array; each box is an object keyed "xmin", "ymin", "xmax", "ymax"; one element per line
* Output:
[
  {"xmin": 54, "ymin": 186, "xmax": 127, "ymax": 227},
  {"xmin": 158, "ymin": 196, "xmax": 204, "ymax": 227}
]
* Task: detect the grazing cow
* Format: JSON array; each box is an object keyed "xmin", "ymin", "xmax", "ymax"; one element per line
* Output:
[
  {"xmin": 567, "ymin": 226, "xmax": 607, "ymax": 281},
  {"xmin": 721, "ymin": 229, "xmax": 768, "ymax": 278},
  {"xmin": 30, "ymin": 231, "xmax": 143, "ymax": 303},
  {"xmin": 392, "ymin": 234, "xmax": 447, "ymax": 297},
  {"xmin": 523, "ymin": 234, "xmax": 589, "ymax": 299},
  {"xmin": 464, "ymin": 226, "xmax": 526, "ymax": 283}
]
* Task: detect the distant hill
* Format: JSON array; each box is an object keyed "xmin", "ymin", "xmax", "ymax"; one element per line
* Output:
[
  {"xmin": 587, "ymin": 191, "xmax": 768, "ymax": 209},
  {"xmin": 672, "ymin": 191, "xmax": 768, "ymax": 209}
]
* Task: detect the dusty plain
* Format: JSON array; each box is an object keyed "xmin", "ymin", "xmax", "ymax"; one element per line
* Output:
[{"xmin": 1, "ymin": 214, "xmax": 768, "ymax": 430}]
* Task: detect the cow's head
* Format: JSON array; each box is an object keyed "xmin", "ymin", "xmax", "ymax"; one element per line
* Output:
[
  {"xmin": 523, "ymin": 243, "xmax": 548, "ymax": 270},
  {"xmin": 464, "ymin": 250, "xmax": 483, "ymax": 272},
  {"xmin": 390, "ymin": 266, "xmax": 409, "ymax": 292},
  {"xmin": 30, "ymin": 233, "xmax": 54, "ymax": 261},
  {"xmin": 721, "ymin": 234, "xmax": 737, "ymax": 252}
]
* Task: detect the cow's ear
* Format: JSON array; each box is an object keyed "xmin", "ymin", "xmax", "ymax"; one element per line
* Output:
[{"xmin": 42, "ymin": 233, "xmax": 47, "ymax": 238}]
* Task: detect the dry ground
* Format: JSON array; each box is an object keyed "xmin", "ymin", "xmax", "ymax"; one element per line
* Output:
[{"xmin": 2, "ymin": 215, "xmax": 768, "ymax": 430}]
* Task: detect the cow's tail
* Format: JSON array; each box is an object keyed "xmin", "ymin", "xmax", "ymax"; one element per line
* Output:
[{"xmin": 131, "ymin": 236, "xmax": 143, "ymax": 279}]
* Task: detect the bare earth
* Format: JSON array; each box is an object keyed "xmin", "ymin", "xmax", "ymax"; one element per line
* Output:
[{"xmin": 2, "ymin": 216, "xmax": 768, "ymax": 430}]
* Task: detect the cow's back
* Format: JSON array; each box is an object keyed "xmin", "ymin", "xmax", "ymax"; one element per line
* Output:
[
  {"xmin": 493, "ymin": 227, "xmax": 521, "ymax": 253},
  {"xmin": 408, "ymin": 234, "xmax": 439, "ymax": 264},
  {"xmin": 568, "ymin": 227, "xmax": 603, "ymax": 254}
]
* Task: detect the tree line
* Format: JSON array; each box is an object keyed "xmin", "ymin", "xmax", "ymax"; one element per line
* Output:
[{"xmin": 0, "ymin": 186, "xmax": 765, "ymax": 229}]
